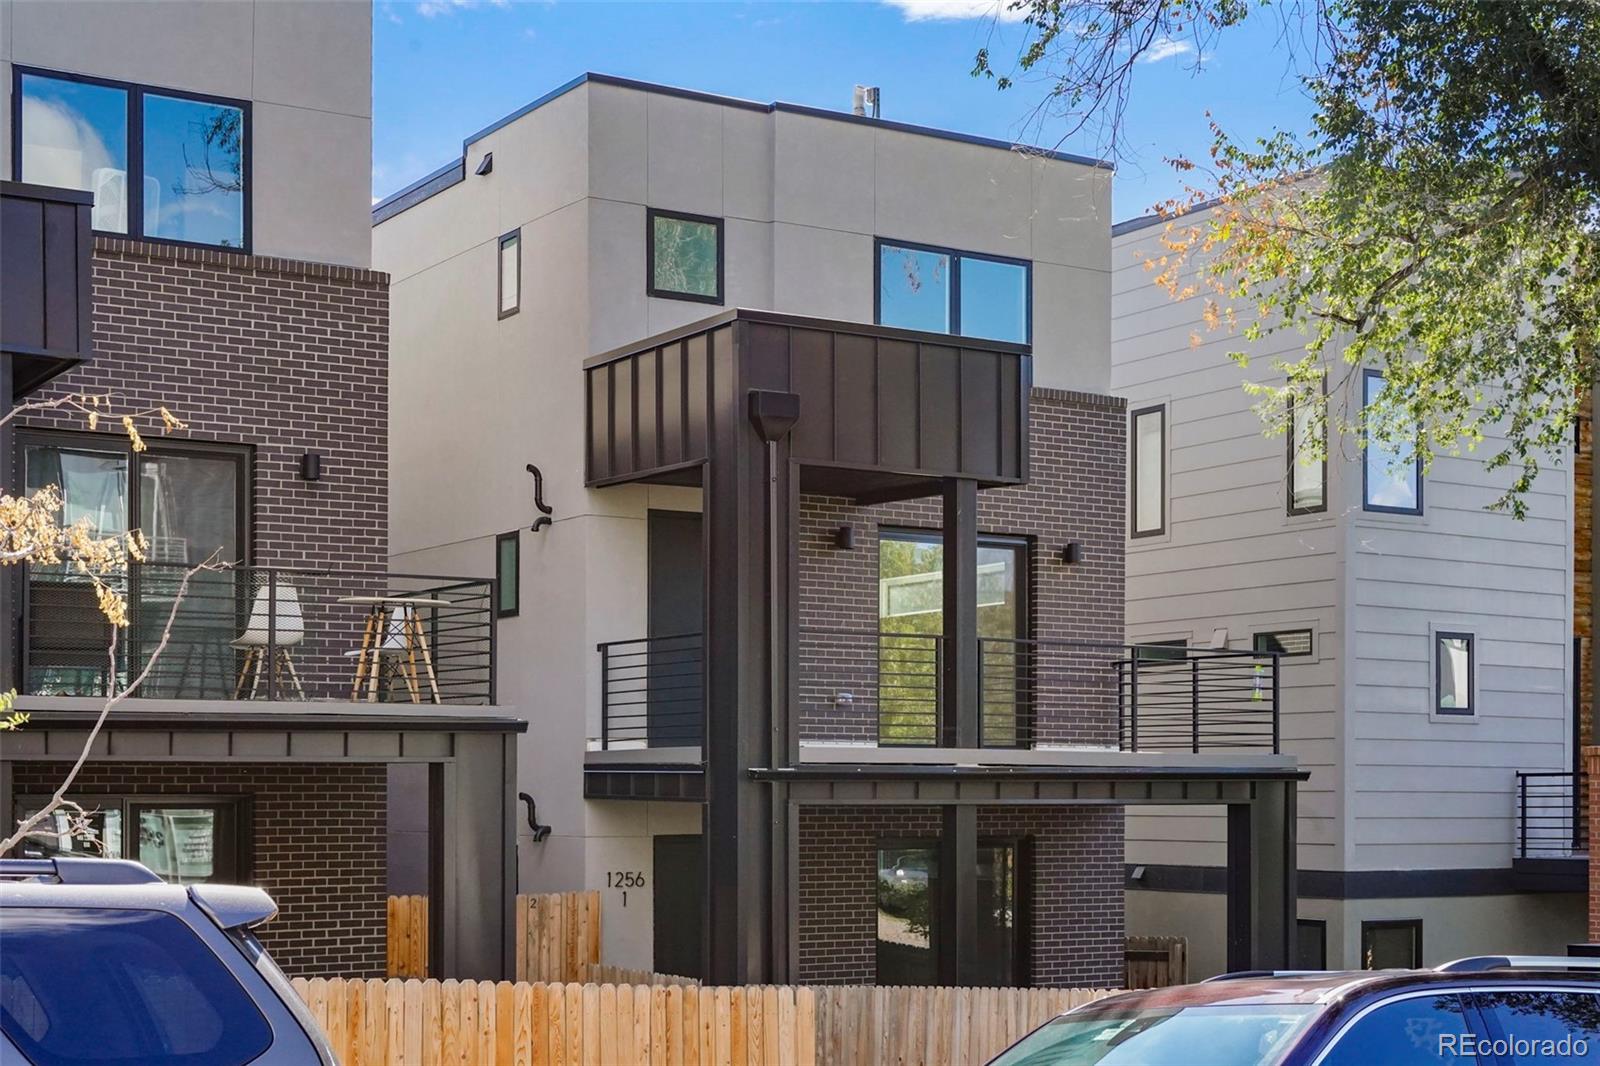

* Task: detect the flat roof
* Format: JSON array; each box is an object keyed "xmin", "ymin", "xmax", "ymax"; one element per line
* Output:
[{"xmin": 373, "ymin": 72, "xmax": 1113, "ymax": 225}]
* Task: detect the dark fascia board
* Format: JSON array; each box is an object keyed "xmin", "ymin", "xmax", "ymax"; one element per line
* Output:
[
  {"xmin": 372, "ymin": 71, "xmax": 1114, "ymax": 226},
  {"xmin": 749, "ymin": 764, "xmax": 1309, "ymax": 784},
  {"xmin": 1111, "ymin": 196, "xmax": 1226, "ymax": 238},
  {"xmin": 1126, "ymin": 862, "xmax": 1550, "ymax": 900},
  {"xmin": 0, "ymin": 179, "xmax": 94, "ymax": 205},
  {"xmin": 582, "ymin": 306, "xmax": 1033, "ymax": 372},
  {"xmin": 13, "ymin": 707, "xmax": 528, "ymax": 733}
]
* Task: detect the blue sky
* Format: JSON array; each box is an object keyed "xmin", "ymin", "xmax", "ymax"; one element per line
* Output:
[{"xmin": 373, "ymin": 0, "xmax": 1318, "ymax": 221}]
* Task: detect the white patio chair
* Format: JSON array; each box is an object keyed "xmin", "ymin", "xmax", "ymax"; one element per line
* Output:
[{"xmin": 231, "ymin": 580, "xmax": 306, "ymax": 699}]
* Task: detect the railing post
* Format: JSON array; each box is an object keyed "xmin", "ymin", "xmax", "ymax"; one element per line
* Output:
[
  {"xmin": 487, "ymin": 580, "xmax": 498, "ymax": 705},
  {"xmin": 1271, "ymin": 653, "xmax": 1281, "ymax": 754},
  {"xmin": 1191, "ymin": 657, "xmax": 1201, "ymax": 754},
  {"xmin": 598, "ymin": 642, "xmax": 610, "ymax": 750},
  {"xmin": 1518, "ymin": 773, "xmax": 1528, "ymax": 859},
  {"xmin": 1128, "ymin": 651, "xmax": 1140, "ymax": 752},
  {"xmin": 266, "ymin": 571, "xmax": 277, "ymax": 702}
]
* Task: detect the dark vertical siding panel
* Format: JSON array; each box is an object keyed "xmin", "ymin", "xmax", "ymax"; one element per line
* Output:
[
  {"xmin": 613, "ymin": 354, "xmax": 636, "ymax": 476},
  {"xmin": 685, "ymin": 333, "xmax": 709, "ymax": 460},
  {"xmin": 709, "ymin": 325, "xmax": 737, "ymax": 455},
  {"xmin": 998, "ymin": 353, "xmax": 1021, "ymax": 479},
  {"xmin": 588, "ymin": 365, "xmax": 612, "ymax": 481},
  {"xmin": 745, "ymin": 322, "xmax": 793, "ymax": 393},
  {"xmin": 959, "ymin": 349, "xmax": 1000, "ymax": 478},
  {"xmin": 661, "ymin": 341, "xmax": 685, "ymax": 466},
  {"xmin": 832, "ymin": 333, "xmax": 877, "ymax": 466},
  {"xmin": 41, "ymin": 202, "xmax": 80, "ymax": 353},
  {"xmin": 1, "ymin": 197, "xmax": 45, "ymax": 351},
  {"xmin": 875, "ymin": 339, "xmax": 919, "ymax": 471},
  {"xmin": 636, "ymin": 348, "xmax": 660, "ymax": 471},
  {"xmin": 789, "ymin": 329, "xmax": 834, "ymax": 462},
  {"xmin": 917, "ymin": 345, "xmax": 961, "ymax": 473}
]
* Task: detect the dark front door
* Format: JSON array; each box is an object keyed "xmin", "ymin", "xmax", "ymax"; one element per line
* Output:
[
  {"xmin": 652, "ymin": 834, "xmax": 704, "ymax": 979},
  {"xmin": 647, "ymin": 510, "xmax": 703, "ymax": 747}
]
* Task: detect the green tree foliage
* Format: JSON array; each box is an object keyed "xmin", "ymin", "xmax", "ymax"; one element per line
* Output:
[{"xmin": 983, "ymin": 0, "xmax": 1600, "ymax": 515}]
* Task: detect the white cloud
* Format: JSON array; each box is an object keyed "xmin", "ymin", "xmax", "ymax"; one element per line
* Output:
[
  {"xmin": 883, "ymin": 0, "xmax": 1027, "ymax": 23},
  {"xmin": 1139, "ymin": 36, "xmax": 1195, "ymax": 63},
  {"xmin": 416, "ymin": 0, "xmax": 508, "ymax": 18}
]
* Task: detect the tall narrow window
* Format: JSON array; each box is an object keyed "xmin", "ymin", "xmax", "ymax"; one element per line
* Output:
[
  {"xmin": 877, "ymin": 843, "xmax": 938, "ymax": 984},
  {"xmin": 1362, "ymin": 369, "xmax": 1423, "ymax": 514},
  {"xmin": 648, "ymin": 208, "xmax": 723, "ymax": 303},
  {"xmin": 1435, "ymin": 631, "xmax": 1474, "ymax": 715},
  {"xmin": 498, "ymin": 230, "xmax": 521, "ymax": 318},
  {"xmin": 1130, "ymin": 405, "xmax": 1166, "ymax": 537},
  {"xmin": 876, "ymin": 239, "xmax": 1031, "ymax": 343},
  {"xmin": 1287, "ymin": 386, "xmax": 1326, "ymax": 514},
  {"xmin": 496, "ymin": 531, "xmax": 520, "ymax": 619}
]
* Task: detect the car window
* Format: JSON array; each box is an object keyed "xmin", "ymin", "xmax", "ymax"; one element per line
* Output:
[
  {"xmin": 1320, "ymin": 993, "xmax": 1479, "ymax": 1065},
  {"xmin": 1473, "ymin": 990, "xmax": 1600, "ymax": 1064},
  {"xmin": 0, "ymin": 906, "xmax": 273, "ymax": 1065},
  {"xmin": 987, "ymin": 1005, "xmax": 1318, "ymax": 1065}
]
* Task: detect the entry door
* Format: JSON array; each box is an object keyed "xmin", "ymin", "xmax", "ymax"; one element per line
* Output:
[
  {"xmin": 646, "ymin": 511, "xmax": 704, "ymax": 746},
  {"xmin": 652, "ymin": 834, "xmax": 704, "ymax": 979}
]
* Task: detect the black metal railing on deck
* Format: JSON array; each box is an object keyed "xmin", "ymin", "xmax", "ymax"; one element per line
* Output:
[
  {"xmin": 1515, "ymin": 770, "xmax": 1586, "ymax": 860},
  {"xmin": 22, "ymin": 563, "xmax": 495, "ymax": 704},
  {"xmin": 1117, "ymin": 646, "xmax": 1280, "ymax": 752},
  {"xmin": 597, "ymin": 633, "xmax": 704, "ymax": 748}
]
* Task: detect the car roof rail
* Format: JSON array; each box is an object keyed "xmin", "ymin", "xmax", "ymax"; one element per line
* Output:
[
  {"xmin": 1437, "ymin": 956, "xmax": 1600, "ymax": 974},
  {"xmin": 0, "ymin": 857, "xmax": 163, "ymax": 885},
  {"xmin": 1202, "ymin": 970, "xmax": 1329, "ymax": 982}
]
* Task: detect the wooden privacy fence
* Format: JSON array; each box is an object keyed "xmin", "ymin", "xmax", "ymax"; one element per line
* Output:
[
  {"xmin": 515, "ymin": 891, "xmax": 603, "ymax": 983},
  {"xmin": 290, "ymin": 977, "xmax": 1119, "ymax": 1066},
  {"xmin": 581, "ymin": 965, "xmax": 699, "ymax": 987},
  {"xmin": 1124, "ymin": 935, "xmax": 1188, "ymax": 989},
  {"xmin": 388, "ymin": 895, "xmax": 429, "ymax": 979}
]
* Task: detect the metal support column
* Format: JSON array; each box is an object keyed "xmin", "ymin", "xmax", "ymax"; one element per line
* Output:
[
  {"xmin": 1226, "ymin": 780, "xmax": 1298, "ymax": 971},
  {"xmin": 940, "ymin": 804, "xmax": 979, "ymax": 985},
  {"xmin": 942, "ymin": 478, "xmax": 980, "ymax": 748}
]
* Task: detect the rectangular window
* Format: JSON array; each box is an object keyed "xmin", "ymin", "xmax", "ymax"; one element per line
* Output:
[
  {"xmin": 1135, "ymin": 639, "xmax": 1189, "ymax": 663},
  {"xmin": 1295, "ymin": 919, "xmax": 1327, "ymax": 970},
  {"xmin": 875, "ymin": 839, "xmax": 1021, "ymax": 986},
  {"xmin": 1361, "ymin": 919, "xmax": 1422, "ymax": 969},
  {"xmin": 16, "ymin": 67, "xmax": 249, "ymax": 249},
  {"xmin": 1362, "ymin": 369, "xmax": 1422, "ymax": 514},
  {"xmin": 16, "ymin": 796, "xmax": 243, "ymax": 884},
  {"xmin": 498, "ymin": 230, "xmax": 521, "ymax": 317},
  {"xmin": 876, "ymin": 239, "xmax": 1031, "ymax": 343},
  {"xmin": 648, "ymin": 208, "xmax": 722, "ymax": 303},
  {"xmin": 1130, "ymin": 405, "xmax": 1166, "ymax": 537},
  {"xmin": 877, "ymin": 530, "xmax": 1028, "ymax": 746},
  {"xmin": 496, "ymin": 530, "xmax": 520, "ymax": 618},
  {"xmin": 1435, "ymin": 631, "xmax": 1474, "ymax": 715},
  {"xmin": 1254, "ymin": 629, "xmax": 1314, "ymax": 657},
  {"xmin": 1287, "ymin": 386, "xmax": 1326, "ymax": 514}
]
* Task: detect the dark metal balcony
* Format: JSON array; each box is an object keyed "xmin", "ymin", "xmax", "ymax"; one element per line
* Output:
[
  {"xmin": 1511, "ymin": 769, "xmax": 1588, "ymax": 891},
  {"xmin": 594, "ymin": 630, "xmax": 1281, "ymax": 754},
  {"xmin": 1, "ymin": 181, "xmax": 95, "ymax": 397},
  {"xmin": 20, "ymin": 563, "xmax": 496, "ymax": 704}
]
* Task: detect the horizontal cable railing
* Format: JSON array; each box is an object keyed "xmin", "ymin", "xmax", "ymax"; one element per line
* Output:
[
  {"xmin": 22, "ymin": 563, "xmax": 495, "ymax": 705},
  {"xmin": 597, "ymin": 633, "xmax": 704, "ymax": 749},
  {"xmin": 1515, "ymin": 770, "xmax": 1586, "ymax": 860}
]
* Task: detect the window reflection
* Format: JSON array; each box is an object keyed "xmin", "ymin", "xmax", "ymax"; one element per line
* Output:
[
  {"xmin": 19, "ymin": 74, "xmax": 130, "ymax": 233},
  {"xmin": 142, "ymin": 93, "xmax": 245, "ymax": 247},
  {"xmin": 1363, "ymin": 370, "xmax": 1421, "ymax": 512}
]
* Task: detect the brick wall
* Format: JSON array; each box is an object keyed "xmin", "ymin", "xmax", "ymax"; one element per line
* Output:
[
  {"xmin": 18, "ymin": 237, "xmax": 390, "ymax": 571},
  {"xmin": 12, "ymin": 762, "xmax": 388, "ymax": 977},
  {"xmin": 798, "ymin": 388, "xmax": 1127, "ymax": 746},
  {"xmin": 796, "ymin": 803, "xmax": 1125, "ymax": 987}
]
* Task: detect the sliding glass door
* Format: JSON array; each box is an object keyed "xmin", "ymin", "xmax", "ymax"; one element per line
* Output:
[{"xmin": 875, "ymin": 839, "xmax": 1022, "ymax": 986}]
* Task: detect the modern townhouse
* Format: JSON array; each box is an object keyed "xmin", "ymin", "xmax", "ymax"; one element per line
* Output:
[
  {"xmin": 376, "ymin": 72, "xmax": 1305, "ymax": 987},
  {"xmin": 0, "ymin": 0, "xmax": 521, "ymax": 979},
  {"xmin": 1112, "ymin": 206, "xmax": 1585, "ymax": 976}
]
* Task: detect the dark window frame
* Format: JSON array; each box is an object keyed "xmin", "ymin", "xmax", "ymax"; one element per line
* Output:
[
  {"xmin": 13, "ymin": 64, "xmax": 253, "ymax": 253},
  {"xmin": 1434, "ymin": 630, "xmax": 1475, "ymax": 716},
  {"xmin": 1360, "ymin": 368, "xmax": 1424, "ymax": 516},
  {"xmin": 646, "ymin": 207, "xmax": 724, "ymax": 305},
  {"xmin": 14, "ymin": 792, "xmax": 252, "ymax": 882},
  {"xmin": 873, "ymin": 236, "xmax": 1033, "ymax": 344},
  {"xmin": 1287, "ymin": 383, "xmax": 1328, "ymax": 515},
  {"xmin": 1129, "ymin": 404, "xmax": 1167, "ymax": 538},
  {"xmin": 874, "ymin": 834, "xmax": 1028, "ymax": 987},
  {"xmin": 17, "ymin": 428, "xmax": 253, "ymax": 565},
  {"xmin": 1360, "ymin": 918, "xmax": 1422, "ymax": 969},
  {"xmin": 497, "ymin": 229, "xmax": 521, "ymax": 319},
  {"xmin": 495, "ymin": 530, "xmax": 520, "ymax": 619},
  {"xmin": 1254, "ymin": 629, "xmax": 1315, "ymax": 658},
  {"xmin": 1295, "ymin": 918, "xmax": 1328, "ymax": 970}
]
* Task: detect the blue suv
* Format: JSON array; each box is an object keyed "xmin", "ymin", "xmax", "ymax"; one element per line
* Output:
[{"xmin": 0, "ymin": 857, "xmax": 333, "ymax": 1064}]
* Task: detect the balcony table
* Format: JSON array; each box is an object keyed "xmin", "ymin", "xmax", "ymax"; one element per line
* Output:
[{"xmin": 337, "ymin": 595, "xmax": 445, "ymax": 704}]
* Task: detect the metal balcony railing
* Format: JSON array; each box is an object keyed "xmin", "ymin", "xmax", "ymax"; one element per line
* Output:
[
  {"xmin": 1116, "ymin": 646, "xmax": 1281, "ymax": 753},
  {"xmin": 597, "ymin": 633, "xmax": 704, "ymax": 748},
  {"xmin": 1515, "ymin": 770, "xmax": 1586, "ymax": 860},
  {"xmin": 22, "ymin": 563, "xmax": 496, "ymax": 704}
]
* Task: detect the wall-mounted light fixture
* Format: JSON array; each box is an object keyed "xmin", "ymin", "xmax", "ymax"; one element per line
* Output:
[
  {"xmin": 834, "ymin": 525, "xmax": 855, "ymax": 550},
  {"xmin": 1060, "ymin": 541, "xmax": 1083, "ymax": 565},
  {"xmin": 475, "ymin": 152, "xmax": 494, "ymax": 176},
  {"xmin": 300, "ymin": 452, "xmax": 323, "ymax": 482}
]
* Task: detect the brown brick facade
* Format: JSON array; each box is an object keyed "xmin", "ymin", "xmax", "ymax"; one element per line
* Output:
[
  {"xmin": 798, "ymin": 388, "xmax": 1127, "ymax": 746},
  {"xmin": 12, "ymin": 761, "xmax": 387, "ymax": 978},
  {"xmin": 796, "ymin": 804, "xmax": 1125, "ymax": 987},
  {"xmin": 19, "ymin": 237, "xmax": 390, "ymax": 571}
]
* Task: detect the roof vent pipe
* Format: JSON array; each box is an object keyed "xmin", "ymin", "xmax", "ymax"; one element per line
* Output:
[{"xmin": 852, "ymin": 85, "xmax": 880, "ymax": 119}]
